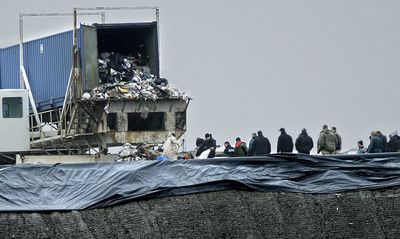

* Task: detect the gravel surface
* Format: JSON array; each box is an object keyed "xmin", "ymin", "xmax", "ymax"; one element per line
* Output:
[{"xmin": 1, "ymin": 188, "xmax": 400, "ymax": 238}]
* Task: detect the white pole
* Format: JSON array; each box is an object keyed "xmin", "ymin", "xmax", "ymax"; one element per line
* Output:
[
  {"xmin": 156, "ymin": 8, "xmax": 160, "ymax": 77},
  {"xmin": 20, "ymin": 66, "xmax": 43, "ymax": 138},
  {"xmin": 19, "ymin": 14, "xmax": 24, "ymax": 89}
]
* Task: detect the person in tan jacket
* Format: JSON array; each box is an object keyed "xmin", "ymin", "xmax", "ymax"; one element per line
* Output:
[{"xmin": 317, "ymin": 125, "xmax": 338, "ymax": 155}]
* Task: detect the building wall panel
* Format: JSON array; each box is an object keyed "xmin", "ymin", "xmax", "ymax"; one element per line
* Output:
[{"xmin": 0, "ymin": 31, "xmax": 74, "ymax": 110}]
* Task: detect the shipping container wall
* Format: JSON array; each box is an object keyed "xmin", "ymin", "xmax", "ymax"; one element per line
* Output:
[
  {"xmin": 0, "ymin": 45, "xmax": 20, "ymax": 90},
  {"xmin": 24, "ymin": 31, "xmax": 73, "ymax": 110},
  {"xmin": 79, "ymin": 25, "xmax": 99, "ymax": 92},
  {"xmin": 0, "ymin": 31, "xmax": 74, "ymax": 111}
]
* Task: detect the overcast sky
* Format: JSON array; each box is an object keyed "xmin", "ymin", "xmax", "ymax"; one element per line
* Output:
[{"xmin": 1, "ymin": 0, "xmax": 400, "ymax": 152}]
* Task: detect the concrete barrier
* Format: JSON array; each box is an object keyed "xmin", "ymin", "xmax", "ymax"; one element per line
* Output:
[{"xmin": 21, "ymin": 154, "xmax": 118, "ymax": 164}]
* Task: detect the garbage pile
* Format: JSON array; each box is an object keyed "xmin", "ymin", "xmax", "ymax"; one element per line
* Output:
[
  {"xmin": 117, "ymin": 143, "xmax": 161, "ymax": 161},
  {"xmin": 83, "ymin": 52, "xmax": 189, "ymax": 101}
]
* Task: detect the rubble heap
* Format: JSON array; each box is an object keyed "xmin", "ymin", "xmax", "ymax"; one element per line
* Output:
[
  {"xmin": 83, "ymin": 52, "xmax": 189, "ymax": 101},
  {"xmin": 117, "ymin": 143, "xmax": 160, "ymax": 161}
]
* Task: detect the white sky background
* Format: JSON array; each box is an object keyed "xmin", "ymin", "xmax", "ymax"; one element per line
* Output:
[{"xmin": 1, "ymin": 0, "xmax": 399, "ymax": 152}]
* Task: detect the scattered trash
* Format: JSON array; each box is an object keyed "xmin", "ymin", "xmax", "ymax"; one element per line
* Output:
[
  {"xmin": 117, "ymin": 143, "xmax": 138, "ymax": 161},
  {"xmin": 156, "ymin": 155, "xmax": 169, "ymax": 161},
  {"xmin": 117, "ymin": 143, "xmax": 162, "ymax": 161},
  {"xmin": 197, "ymin": 149, "xmax": 211, "ymax": 159},
  {"xmin": 82, "ymin": 92, "xmax": 90, "ymax": 100},
  {"xmin": 84, "ymin": 52, "xmax": 189, "ymax": 101}
]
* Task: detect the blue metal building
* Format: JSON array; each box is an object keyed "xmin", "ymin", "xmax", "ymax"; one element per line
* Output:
[{"xmin": 0, "ymin": 31, "xmax": 73, "ymax": 110}]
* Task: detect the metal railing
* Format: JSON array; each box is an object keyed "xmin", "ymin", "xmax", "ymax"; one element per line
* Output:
[{"xmin": 29, "ymin": 108, "xmax": 63, "ymax": 143}]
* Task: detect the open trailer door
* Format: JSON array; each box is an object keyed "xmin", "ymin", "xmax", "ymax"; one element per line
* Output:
[{"xmin": 80, "ymin": 24, "xmax": 99, "ymax": 92}]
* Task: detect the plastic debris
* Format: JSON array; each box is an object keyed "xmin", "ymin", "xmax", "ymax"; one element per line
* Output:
[
  {"xmin": 82, "ymin": 92, "xmax": 91, "ymax": 100},
  {"xmin": 84, "ymin": 52, "xmax": 189, "ymax": 101},
  {"xmin": 117, "ymin": 143, "xmax": 161, "ymax": 161},
  {"xmin": 117, "ymin": 143, "xmax": 138, "ymax": 161},
  {"xmin": 156, "ymin": 155, "xmax": 169, "ymax": 161}
]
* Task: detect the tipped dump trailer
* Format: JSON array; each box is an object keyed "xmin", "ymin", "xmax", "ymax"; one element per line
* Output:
[
  {"xmin": 0, "ymin": 22, "xmax": 159, "ymax": 111},
  {"xmin": 0, "ymin": 19, "xmax": 189, "ymax": 156}
]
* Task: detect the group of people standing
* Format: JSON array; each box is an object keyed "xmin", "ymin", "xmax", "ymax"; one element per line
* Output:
[
  {"xmin": 315, "ymin": 125, "xmax": 400, "ymax": 155},
  {"xmin": 222, "ymin": 128, "xmax": 314, "ymax": 158},
  {"xmin": 197, "ymin": 125, "xmax": 400, "ymax": 159},
  {"xmin": 196, "ymin": 130, "xmax": 273, "ymax": 158},
  {"xmin": 358, "ymin": 130, "xmax": 400, "ymax": 154},
  {"xmin": 162, "ymin": 125, "xmax": 400, "ymax": 160},
  {"xmin": 194, "ymin": 128, "xmax": 315, "ymax": 159},
  {"xmin": 316, "ymin": 125, "xmax": 342, "ymax": 155}
]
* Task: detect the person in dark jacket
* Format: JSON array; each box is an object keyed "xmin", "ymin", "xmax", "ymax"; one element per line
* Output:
[
  {"xmin": 223, "ymin": 141, "xmax": 235, "ymax": 157},
  {"xmin": 195, "ymin": 137, "xmax": 205, "ymax": 157},
  {"xmin": 196, "ymin": 133, "xmax": 217, "ymax": 158},
  {"xmin": 247, "ymin": 133, "xmax": 257, "ymax": 156},
  {"xmin": 368, "ymin": 131, "xmax": 384, "ymax": 153},
  {"xmin": 195, "ymin": 137, "xmax": 204, "ymax": 157},
  {"xmin": 248, "ymin": 130, "xmax": 271, "ymax": 156},
  {"xmin": 388, "ymin": 130, "xmax": 400, "ymax": 152},
  {"xmin": 377, "ymin": 131, "xmax": 388, "ymax": 152},
  {"xmin": 295, "ymin": 128, "xmax": 314, "ymax": 154},
  {"xmin": 234, "ymin": 137, "xmax": 248, "ymax": 157},
  {"xmin": 277, "ymin": 128, "xmax": 294, "ymax": 153}
]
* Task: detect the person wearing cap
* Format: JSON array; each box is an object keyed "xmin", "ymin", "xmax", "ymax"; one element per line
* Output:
[
  {"xmin": 367, "ymin": 131, "xmax": 384, "ymax": 153},
  {"xmin": 295, "ymin": 128, "xmax": 314, "ymax": 154},
  {"xmin": 388, "ymin": 130, "xmax": 400, "ymax": 152},
  {"xmin": 356, "ymin": 140, "xmax": 367, "ymax": 154},
  {"xmin": 223, "ymin": 141, "xmax": 235, "ymax": 157},
  {"xmin": 277, "ymin": 128, "xmax": 293, "ymax": 153},
  {"xmin": 317, "ymin": 125, "xmax": 337, "ymax": 155},
  {"xmin": 163, "ymin": 132, "xmax": 180, "ymax": 159},
  {"xmin": 197, "ymin": 133, "xmax": 217, "ymax": 158},
  {"xmin": 248, "ymin": 130, "xmax": 271, "ymax": 156},
  {"xmin": 331, "ymin": 127, "xmax": 342, "ymax": 154}
]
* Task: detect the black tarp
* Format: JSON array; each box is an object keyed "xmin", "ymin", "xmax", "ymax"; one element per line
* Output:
[{"xmin": 2, "ymin": 153, "xmax": 400, "ymax": 212}]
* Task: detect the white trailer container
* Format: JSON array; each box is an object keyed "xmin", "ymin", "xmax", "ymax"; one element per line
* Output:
[{"xmin": 0, "ymin": 89, "xmax": 29, "ymax": 152}]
